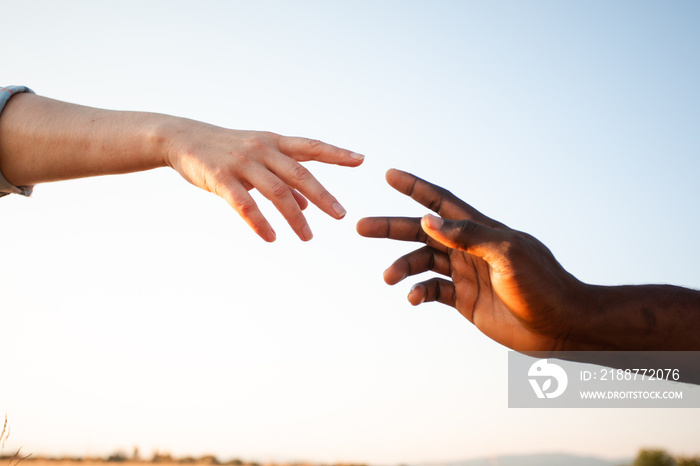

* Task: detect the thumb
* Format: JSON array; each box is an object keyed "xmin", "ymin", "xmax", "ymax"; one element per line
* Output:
[{"xmin": 421, "ymin": 214, "xmax": 507, "ymax": 261}]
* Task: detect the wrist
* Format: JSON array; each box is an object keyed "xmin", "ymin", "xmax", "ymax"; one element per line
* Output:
[
  {"xmin": 144, "ymin": 114, "xmax": 185, "ymax": 171},
  {"xmin": 565, "ymin": 284, "xmax": 621, "ymax": 351},
  {"xmin": 566, "ymin": 284, "xmax": 700, "ymax": 351}
]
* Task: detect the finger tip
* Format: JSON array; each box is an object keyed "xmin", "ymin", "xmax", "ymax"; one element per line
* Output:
[
  {"xmin": 301, "ymin": 225, "xmax": 313, "ymax": 242},
  {"xmin": 349, "ymin": 152, "xmax": 365, "ymax": 164},
  {"xmin": 408, "ymin": 284, "xmax": 426, "ymax": 306},
  {"xmin": 355, "ymin": 218, "xmax": 369, "ymax": 235},
  {"xmin": 264, "ymin": 230, "xmax": 277, "ymax": 243},
  {"xmin": 382, "ymin": 268, "xmax": 398, "ymax": 285},
  {"xmin": 332, "ymin": 202, "xmax": 347, "ymax": 219},
  {"xmin": 408, "ymin": 294, "xmax": 424, "ymax": 306},
  {"xmin": 383, "ymin": 272, "xmax": 392, "ymax": 285},
  {"xmin": 385, "ymin": 168, "xmax": 412, "ymax": 190}
]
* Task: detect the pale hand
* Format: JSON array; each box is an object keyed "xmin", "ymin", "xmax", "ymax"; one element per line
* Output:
[{"xmin": 166, "ymin": 122, "xmax": 364, "ymax": 242}]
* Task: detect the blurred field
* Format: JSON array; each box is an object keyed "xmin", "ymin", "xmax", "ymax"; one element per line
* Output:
[
  {"xmin": 3, "ymin": 458, "xmax": 368, "ymax": 466},
  {"xmin": 11, "ymin": 462, "xmax": 253, "ymax": 466}
]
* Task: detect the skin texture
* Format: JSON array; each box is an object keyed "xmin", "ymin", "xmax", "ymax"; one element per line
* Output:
[
  {"xmin": 357, "ymin": 169, "xmax": 700, "ymax": 353},
  {"xmin": 0, "ymin": 92, "xmax": 364, "ymax": 242}
]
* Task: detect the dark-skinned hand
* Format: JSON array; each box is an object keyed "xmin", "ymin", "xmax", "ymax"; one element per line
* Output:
[{"xmin": 356, "ymin": 169, "xmax": 588, "ymax": 352}]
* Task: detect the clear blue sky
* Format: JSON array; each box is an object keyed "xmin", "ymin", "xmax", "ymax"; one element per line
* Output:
[{"xmin": 2, "ymin": 0, "xmax": 700, "ymax": 463}]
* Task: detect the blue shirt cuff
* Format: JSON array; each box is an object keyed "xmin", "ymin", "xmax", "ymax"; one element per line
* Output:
[{"xmin": 0, "ymin": 85, "xmax": 35, "ymax": 197}]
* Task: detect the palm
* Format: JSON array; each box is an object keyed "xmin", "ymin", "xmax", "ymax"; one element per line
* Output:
[
  {"xmin": 449, "ymin": 249, "xmax": 524, "ymax": 346},
  {"xmin": 447, "ymin": 245, "xmax": 571, "ymax": 351}
]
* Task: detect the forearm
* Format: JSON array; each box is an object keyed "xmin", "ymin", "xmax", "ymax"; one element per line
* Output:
[
  {"xmin": 570, "ymin": 284, "xmax": 700, "ymax": 351},
  {"xmin": 0, "ymin": 93, "xmax": 175, "ymax": 185}
]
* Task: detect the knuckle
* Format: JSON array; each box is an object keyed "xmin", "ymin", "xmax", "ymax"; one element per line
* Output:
[
  {"xmin": 457, "ymin": 220, "xmax": 478, "ymax": 236},
  {"xmin": 453, "ymin": 220, "xmax": 480, "ymax": 250},
  {"xmin": 211, "ymin": 165, "xmax": 234, "ymax": 183},
  {"xmin": 427, "ymin": 194, "xmax": 445, "ymax": 213},
  {"xmin": 233, "ymin": 198, "xmax": 257, "ymax": 216},
  {"xmin": 229, "ymin": 151, "xmax": 253, "ymax": 169},
  {"xmin": 441, "ymin": 187, "xmax": 456, "ymax": 199},
  {"xmin": 291, "ymin": 163, "xmax": 311, "ymax": 182},
  {"xmin": 431, "ymin": 278, "xmax": 442, "ymax": 302},
  {"xmin": 257, "ymin": 131, "xmax": 280, "ymax": 148},
  {"xmin": 501, "ymin": 231, "xmax": 528, "ymax": 260},
  {"xmin": 317, "ymin": 189, "xmax": 334, "ymax": 204},
  {"xmin": 304, "ymin": 138, "xmax": 324, "ymax": 154},
  {"xmin": 206, "ymin": 170, "xmax": 233, "ymax": 196},
  {"xmin": 241, "ymin": 135, "xmax": 270, "ymax": 154},
  {"xmin": 270, "ymin": 181, "xmax": 290, "ymax": 199},
  {"xmin": 398, "ymin": 256, "xmax": 413, "ymax": 275}
]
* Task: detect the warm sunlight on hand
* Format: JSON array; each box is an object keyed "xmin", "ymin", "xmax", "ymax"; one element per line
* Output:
[
  {"xmin": 165, "ymin": 124, "xmax": 364, "ymax": 242},
  {"xmin": 356, "ymin": 169, "xmax": 586, "ymax": 351}
]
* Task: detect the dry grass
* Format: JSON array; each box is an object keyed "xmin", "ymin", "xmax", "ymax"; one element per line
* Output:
[
  {"xmin": 1, "ymin": 414, "xmax": 31, "ymax": 466},
  {"xmin": 1, "ymin": 420, "xmax": 366, "ymax": 466},
  {"xmin": 10, "ymin": 461, "xmax": 339, "ymax": 466},
  {"xmin": 1, "ymin": 415, "xmax": 7, "ymax": 450},
  {"xmin": 12, "ymin": 460, "xmax": 368, "ymax": 466},
  {"xmin": 16, "ymin": 463, "xmax": 145, "ymax": 466}
]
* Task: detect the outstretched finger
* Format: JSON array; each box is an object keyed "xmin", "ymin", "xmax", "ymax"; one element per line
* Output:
[
  {"xmin": 278, "ymin": 136, "xmax": 365, "ymax": 167},
  {"xmin": 252, "ymin": 168, "xmax": 313, "ymax": 241},
  {"xmin": 269, "ymin": 154, "xmax": 347, "ymax": 220},
  {"xmin": 421, "ymin": 214, "xmax": 509, "ymax": 263},
  {"xmin": 407, "ymin": 278, "xmax": 456, "ymax": 307},
  {"xmin": 356, "ymin": 217, "xmax": 449, "ymax": 252},
  {"xmin": 385, "ymin": 169, "xmax": 506, "ymax": 228},
  {"xmin": 383, "ymin": 246, "xmax": 451, "ymax": 285},
  {"xmin": 220, "ymin": 181, "xmax": 276, "ymax": 242},
  {"xmin": 356, "ymin": 217, "xmax": 426, "ymax": 242}
]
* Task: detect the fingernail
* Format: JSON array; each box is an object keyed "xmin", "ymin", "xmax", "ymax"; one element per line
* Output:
[
  {"xmin": 332, "ymin": 202, "xmax": 347, "ymax": 218},
  {"xmin": 302, "ymin": 225, "xmax": 313, "ymax": 241},
  {"xmin": 349, "ymin": 152, "xmax": 365, "ymax": 161},
  {"xmin": 266, "ymin": 230, "xmax": 277, "ymax": 242},
  {"xmin": 424, "ymin": 214, "xmax": 443, "ymax": 230}
]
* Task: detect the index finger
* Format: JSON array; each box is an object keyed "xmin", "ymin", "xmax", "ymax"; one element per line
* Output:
[
  {"xmin": 278, "ymin": 136, "xmax": 365, "ymax": 167},
  {"xmin": 385, "ymin": 169, "xmax": 506, "ymax": 229},
  {"xmin": 356, "ymin": 216, "xmax": 449, "ymax": 252},
  {"xmin": 356, "ymin": 217, "xmax": 427, "ymax": 242}
]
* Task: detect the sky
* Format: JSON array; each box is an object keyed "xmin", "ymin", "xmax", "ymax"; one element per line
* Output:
[{"xmin": 2, "ymin": 0, "xmax": 700, "ymax": 463}]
